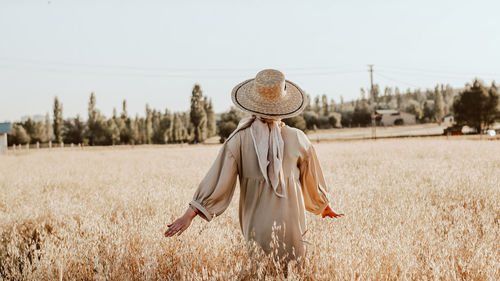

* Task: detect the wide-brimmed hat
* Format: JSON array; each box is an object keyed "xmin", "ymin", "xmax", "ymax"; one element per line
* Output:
[{"xmin": 231, "ymin": 69, "xmax": 306, "ymax": 119}]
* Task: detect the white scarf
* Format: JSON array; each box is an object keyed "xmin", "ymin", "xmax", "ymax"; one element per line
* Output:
[{"xmin": 226, "ymin": 116, "xmax": 286, "ymax": 197}]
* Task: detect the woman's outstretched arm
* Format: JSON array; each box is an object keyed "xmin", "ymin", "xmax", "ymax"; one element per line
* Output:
[
  {"xmin": 164, "ymin": 136, "xmax": 239, "ymax": 238},
  {"xmin": 164, "ymin": 206, "xmax": 199, "ymax": 237}
]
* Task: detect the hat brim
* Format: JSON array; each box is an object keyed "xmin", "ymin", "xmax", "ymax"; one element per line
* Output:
[{"xmin": 231, "ymin": 79, "xmax": 306, "ymax": 119}]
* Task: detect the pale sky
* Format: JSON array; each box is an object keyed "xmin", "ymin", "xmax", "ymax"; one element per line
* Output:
[{"xmin": 1, "ymin": 0, "xmax": 500, "ymax": 122}]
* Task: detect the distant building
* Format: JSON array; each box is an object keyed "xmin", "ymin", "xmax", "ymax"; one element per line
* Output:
[
  {"xmin": 375, "ymin": 109, "xmax": 416, "ymax": 126},
  {"xmin": 0, "ymin": 123, "xmax": 11, "ymax": 155},
  {"xmin": 443, "ymin": 115, "xmax": 454, "ymax": 125}
]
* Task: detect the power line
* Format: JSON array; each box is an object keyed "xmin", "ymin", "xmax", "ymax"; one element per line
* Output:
[
  {"xmin": 375, "ymin": 72, "xmax": 422, "ymax": 88},
  {"xmin": 0, "ymin": 57, "xmax": 363, "ymax": 74},
  {"xmin": 0, "ymin": 61, "xmax": 365, "ymax": 78},
  {"xmin": 377, "ymin": 65, "xmax": 500, "ymax": 79}
]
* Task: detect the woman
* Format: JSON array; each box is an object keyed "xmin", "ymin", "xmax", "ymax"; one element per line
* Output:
[{"xmin": 165, "ymin": 69, "xmax": 343, "ymax": 261}]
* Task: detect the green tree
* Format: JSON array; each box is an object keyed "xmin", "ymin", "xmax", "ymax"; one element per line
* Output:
[
  {"xmin": 132, "ymin": 114, "xmax": 141, "ymax": 144},
  {"xmin": 171, "ymin": 113, "xmax": 187, "ymax": 143},
  {"xmin": 204, "ymin": 97, "xmax": 216, "ymax": 137},
  {"xmin": 302, "ymin": 111, "xmax": 319, "ymax": 130},
  {"xmin": 395, "ymin": 87, "xmax": 402, "ymax": 109},
  {"xmin": 216, "ymin": 107, "xmax": 245, "ymax": 143},
  {"xmin": 329, "ymin": 98, "xmax": 336, "ymax": 113},
  {"xmin": 87, "ymin": 92, "xmax": 107, "ymax": 145},
  {"xmin": 406, "ymin": 100, "xmax": 423, "ymax": 121},
  {"xmin": 45, "ymin": 113, "xmax": 52, "ymax": 142},
  {"xmin": 453, "ymin": 80, "xmax": 499, "ymax": 133},
  {"xmin": 328, "ymin": 112, "xmax": 341, "ymax": 128},
  {"xmin": 9, "ymin": 124, "xmax": 30, "ymax": 145},
  {"xmin": 107, "ymin": 118, "xmax": 121, "ymax": 145},
  {"xmin": 151, "ymin": 109, "xmax": 171, "ymax": 144},
  {"xmin": 422, "ymin": 101, "xmax": 434, "ymax": 123},
  {"xmin": 434, "ymin": 86, "xmax": 444, "ymax": 124},
  {"xmin": 352, "ymin": 100, "xmax": 371, "ymax": 127},
  {"xmin": 53, "ymin": 97, "xmax": 63, "ymax": 143},
  {"xmin": 145, "ymin": 104, "xmax": 153, "ymax": 144},
  {"xmin": 23, "ymin": 118, "xmax": 46, "ymax": 144},
  {"xmin": 63, "ymin": 115, "xmax": 85, "ymax": 144},
  {"xmin": 119, "ymin": 100, "xmax": 134, "ymax": 144},
  {"xmin": 190, "ymin": 84, "xmax": 207, "ymax": 143},
  {"xmin": 304, "ymin": 94, "xmax": 312, "ymax": 111},
  {"xmin": 372, "ymin": 84, "xmax": 380, "ymax": 104},
  {"xmin": 283, "ymin": 115, "xmax": 306, "ymax": 131},
  {"xmin": 313, "ymin": 95, "xmax": 321, "ymax": 115},
  {"xmin": 321, "ymin": 94, "xmax": 329, "ymax": 117}
]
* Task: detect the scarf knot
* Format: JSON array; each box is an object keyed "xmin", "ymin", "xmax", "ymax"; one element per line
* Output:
[{"xmin": 226, "ymin": 116, "xmax": 286, "ymax": 197}]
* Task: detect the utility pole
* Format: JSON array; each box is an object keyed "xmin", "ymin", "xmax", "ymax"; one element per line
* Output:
[{"xmin": 368, "ymin": 64, "xmax": 376, "ymax": 139}]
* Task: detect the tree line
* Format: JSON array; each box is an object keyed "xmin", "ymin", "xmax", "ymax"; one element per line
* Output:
[
  {"xmin": 7, "ymin": 79, "xmax": 500, "ymax": 146},
  {"xmin": 8, "ymin": 85, "xmax": 216, "ymax": 146},
  {"xmin": 276, "ymin": 83, "xmax": 459, "ymax": 131},
  {"xmin": 219, "ymin": 79, "xmax": 500, "ymax": 140}
]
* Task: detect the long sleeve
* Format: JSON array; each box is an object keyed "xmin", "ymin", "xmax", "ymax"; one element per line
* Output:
[
  {"xmin": 189, "ymin": 143, "xmax": 239, "ymax": 222},
  {"xmin": 298, "ymin": 144, "xmax": 330, "ymax": 215}
]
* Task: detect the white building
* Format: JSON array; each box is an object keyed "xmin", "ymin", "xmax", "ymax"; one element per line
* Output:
[
  {"xmin": 443, "ymin": 116, "xmax": 454, "ymax": 125},
  {"xmin": 375, "ymin": 109, "xmax": 416, "ymax": 126},
  {"xmin": 0, "ymin": 123, "xmax": 11, "ymax": 155}
]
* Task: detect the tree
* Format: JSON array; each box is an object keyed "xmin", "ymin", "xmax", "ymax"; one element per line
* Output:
[
  {"xmin": 313, "ymin": 96, "xmax": 321, "ymax": 115},
  {"xmin": 406, "ymin": 100, "xmax": 423, "ymax": 121},
  {"xmin": 171, "ymin": 113, "xmax": 187, "ymax": 143},
  {"xmin": 63, "ymin": 115, "xmax": 85, "ymax": 144},
  {"xmin": 131, "ymin": 114, "xmax": 140, "ymax": 144},
  {"xmin": 329, "ymin": 98, "xmax": 336, "ymax": 113},
  {"xmin": 119, "ymin": 100, "xmax": 134, "ymax": 144},
  {"xmin": 22, "ymin": 118, "xmax": 46, "ymax": 144},
  {"xmin": 145, "ymin": 104, "xmax": 153, "ymax": 144},
  {"xmin": 383, "ymin": 87, "xmax": 392, "ymax": 104},
  {"xmin": 216, "ymin": 107, "xmax": 245, "ymax": 143},
  {"xmin": 321, "ymin": 94, "xmax": 329, "ymax": 117},
  {"xmin": 121, "ymin": 100, "xmax": 128, "ymax": 120},
  {"xmin": 204, "ymin": 97, "xmax": 216, "ymax": 137},
  {"xmin": 53, "ymin": 97, "xmax": 63, "ymax": 143},
  {"xmin": 395, "ymin": 87, "xmax": 402, "ymax": 109},
  {"xmin": 305, "ymin": 94, "xmax": 312, "ymax": 111},
  {"xmin": 373, "ymin": 84, "xmax": 380, "ymax": 104},
  {"xmin": 360, "ymin": 88, "xmax": 366, "ymax": 101},
  {"xmin": 434, "ymin": 86, "xmax": 444, "ymax": 124},
  {"xmin": 45, "ymin": 113, "xmax": 52, "ymax": 142},
  {"xmin": 190, "ymin": 84, "xmax": 208, "ymax": 143},
  {"xmin": 107, "ymin": 119, "xmax": 121, "ymax": 145},
  {"xmin": 87, "ymin": 92, "xmax": 107, "ymax": 145},
  {"xmin": 9, "ymin": 124, "xmax": 30, "ymax": 145},
  {"xmin": 283, "ymin": 115, "xmax": 306, "ymax": 131},
  {"xmin": 151, "ymin": 109, "xmax": 171, "ymax": 144},
  {"xmin": 302, "ymin": 111, "xmax": 319, "ymax": 130},
  {"xmin": 352, "ymin": 100, "xmax": 371, "ymax": 127},
  {"xmin": 328, "ymin": 113, "xmax": 341, "ymax": 128},
  {"xmin": 453, "ymin": 80, "xmax": 499, "ymax": 133},
  {"xmin": 422, "ymin": 101, "xmax": 434, "ymax": 123}
]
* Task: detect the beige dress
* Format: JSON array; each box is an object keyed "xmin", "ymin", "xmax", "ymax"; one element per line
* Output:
[{"xmin": 189, "ymin": 119, "xmax": 330, "ymax": 260}]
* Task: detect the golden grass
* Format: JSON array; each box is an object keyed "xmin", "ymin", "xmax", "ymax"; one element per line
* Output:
[{"xmin": 1, "ymin": 139, "xmax": 499, "ymax": 280}]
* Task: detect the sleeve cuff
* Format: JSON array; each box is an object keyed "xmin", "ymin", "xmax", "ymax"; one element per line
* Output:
[
  {"xmin": 313, "ymin": 200, "xmax": 330, "ymax": 216},
  {"xmin": 189, "ymin": 200, "xmax": 213, "ymax": 222}
]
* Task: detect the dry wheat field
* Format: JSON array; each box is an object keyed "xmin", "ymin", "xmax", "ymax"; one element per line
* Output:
[{"xmin": 0, "ymin": 139, "xmax": 499, "ymax": 280}]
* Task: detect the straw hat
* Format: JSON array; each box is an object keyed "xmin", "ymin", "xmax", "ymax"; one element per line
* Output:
[{"xmin": 231, "ymin": 69, "xmax": 306, "ymax": 119}]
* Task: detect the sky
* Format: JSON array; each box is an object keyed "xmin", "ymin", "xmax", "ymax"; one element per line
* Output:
[{"xmin": 1, "ymin": 0, "xmax": 500, "ymax": 122}]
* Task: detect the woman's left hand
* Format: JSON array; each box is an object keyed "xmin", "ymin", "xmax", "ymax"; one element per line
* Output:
[{"xmin": 321, "ymin": 205, "xmax": 344, "ymax": 218}]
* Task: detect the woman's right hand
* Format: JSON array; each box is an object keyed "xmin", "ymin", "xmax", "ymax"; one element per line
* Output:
[{"xmin": 164, "ymin": 206, "xmax": 198, "ymax": 237}]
